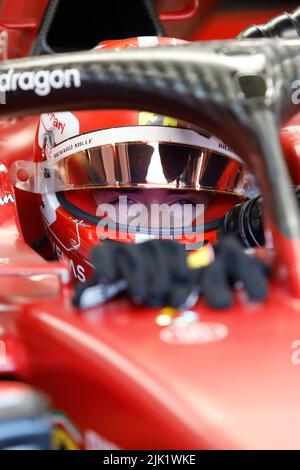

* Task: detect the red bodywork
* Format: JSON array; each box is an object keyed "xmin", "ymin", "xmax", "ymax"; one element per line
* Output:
[{"xmin": 1, "ymin": 0, "xmax": 300, "ymax": 450}]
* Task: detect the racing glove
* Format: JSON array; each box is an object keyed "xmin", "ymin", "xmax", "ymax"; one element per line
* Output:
[
  {"xmin": 91, "ymin": 239, "xmax": 193, "ymax": 308},
  {"xmin": 196, "ymin": 236, "xmax": 270, "ymax": 308},
  {"xmin": 73, "ymin": 237, "xmax": 270, "ymax": 309}
]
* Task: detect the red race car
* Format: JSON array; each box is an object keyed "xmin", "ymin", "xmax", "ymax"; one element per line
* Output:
[{"xmin": 0, "ymin": 0, "xmax": 300, "ymax": 451}]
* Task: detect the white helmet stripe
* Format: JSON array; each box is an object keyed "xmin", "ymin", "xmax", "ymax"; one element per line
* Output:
[{"xmin": 48, "ymin": 125, "xmax": 241, "ymax": 162}]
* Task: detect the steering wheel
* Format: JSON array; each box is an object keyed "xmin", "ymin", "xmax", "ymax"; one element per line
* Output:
[{"xmin": 3, "ymin": 38, "xmax": 300, "ymax": 296}]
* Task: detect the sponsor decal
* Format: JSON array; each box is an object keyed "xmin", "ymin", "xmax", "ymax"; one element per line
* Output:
[
  {"xmin": 39, "ymin": 112, "xmax": 80, "ymax": 147},
  {"xmin": 70, "ymin": 259, "xmax": 86, "ymax": 283},
  {"xmin": 48, "ymin": 112, "xmax": 66, "ymax": 135},
  {"xmin": 0, "ymin": 68, "xmax": 81, "ymax": 97},
  {"xmin": 157, "ymin": 309, "xmax": 228, "ymax": 344},
  {"xmin": 53, "ymin": 137, "xmax": 92, "ymax": 159},
  {"xmin": 40, "ymin": 125, "xmax": 241, "ymax": 163},
  {"xmin": 218, "ymin": 142, "xmax": 235, "ymax": 154},
  {"xmin": 48, "ymin": 235, "xmax": 86, "ymax": 283},
  {"xmin": 0, "ymin": 194, "xmax": 15, "ymax": 205}
]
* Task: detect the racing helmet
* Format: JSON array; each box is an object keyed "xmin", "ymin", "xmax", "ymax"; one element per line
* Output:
[{"xmin": 11, "ymin": 37, "xmax": 257, "ymax": 283}]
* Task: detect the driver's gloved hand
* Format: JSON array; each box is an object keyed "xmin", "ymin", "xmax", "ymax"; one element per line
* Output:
[
  {"xmin": 196, "ymin": 236, "xmax": 270, "ymax": 308},
  {"xmin": 74, "ymin": 237, "xmax": 270, "ymax": 309},
  {"xmin": 91, "ymin": 239, "xmax": 193, "ymax": 307}
]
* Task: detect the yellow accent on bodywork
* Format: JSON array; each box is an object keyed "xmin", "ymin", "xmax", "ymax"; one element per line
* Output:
[{"xmin": 52, "ymin": 427, "xmax": 79, "ymax": 450}]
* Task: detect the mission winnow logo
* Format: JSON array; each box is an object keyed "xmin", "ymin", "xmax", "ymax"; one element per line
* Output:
[{"xmin": 0, "ymin": 68, "xmax": 81, "ymax": 97}]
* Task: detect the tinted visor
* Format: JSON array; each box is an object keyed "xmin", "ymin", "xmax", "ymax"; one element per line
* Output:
[
  {"xmin": 64, "ymin": 141, "xmax": 249, "ymax": 195},
  {"xmin": 10, "ymin": 126, "xmax": 257, "ymax": 198}
]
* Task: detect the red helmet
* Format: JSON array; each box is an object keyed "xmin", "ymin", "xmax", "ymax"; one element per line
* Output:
[{"xmin": 11, "ymin": 37, "xmax": 257, "ymax": 284}]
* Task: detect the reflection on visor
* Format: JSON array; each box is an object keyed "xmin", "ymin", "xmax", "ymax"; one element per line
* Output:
[
  {"xmin": 10, "ymin": 126, "xmax": 256, "ymax": 197},
  {"xmin": 10, "ymin": 131, "xmax": 258, "ymax": 198}
]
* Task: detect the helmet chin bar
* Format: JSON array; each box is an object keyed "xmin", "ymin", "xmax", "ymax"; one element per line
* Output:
[{"xmin": 2, "ymin": 39, "xmax": 300, "ymax": 294}]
